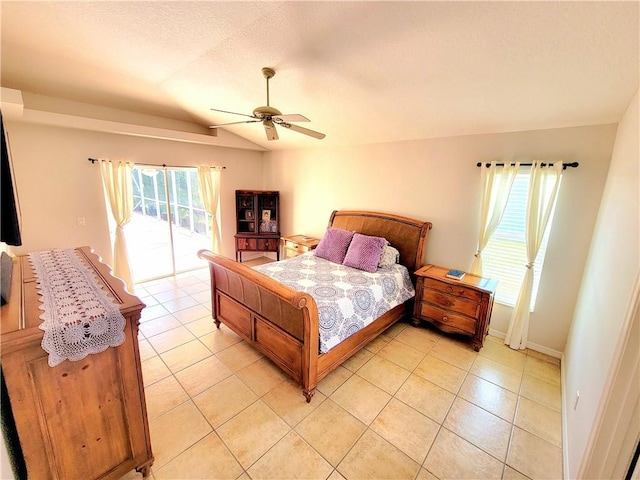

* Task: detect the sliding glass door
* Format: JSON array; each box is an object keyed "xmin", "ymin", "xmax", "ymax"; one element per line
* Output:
[{"xmin": 128, "ymin": 166, "xmax": 212, "ymax": 282}]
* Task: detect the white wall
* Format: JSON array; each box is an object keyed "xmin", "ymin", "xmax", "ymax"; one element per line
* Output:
[
  {"xmin": 264, "ymin": 124, "xmax": 616, "ymax": 353},
  {"xmin": 562, "ymin": 90, "xmax": 639, "ymax": 478},
  {"xmin": 4, "ymin": 121, "xmax": 265, "ymax": 268}
]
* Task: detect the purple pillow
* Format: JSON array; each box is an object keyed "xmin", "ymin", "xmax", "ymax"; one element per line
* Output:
[
  {"xmin": 314, "ymin": 227, "xmax": 355, "ymax": 264},
  {"xmin": 342, "ymin": 233, "xmax": 388, "ymax": 272}
]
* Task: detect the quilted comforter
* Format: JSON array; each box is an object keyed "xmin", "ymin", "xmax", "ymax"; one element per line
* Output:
[{"xmin": 253, "ymin": 252, "xmax": 415, "ymax": 353}]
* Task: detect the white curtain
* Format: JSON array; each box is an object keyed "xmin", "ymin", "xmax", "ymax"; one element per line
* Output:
[
  {"xmin": 470, "ymin": 161, "xmax": 519, "ymax": 275},
  {"xmin": 197, "ymin": 165, "xmax": 222, "ymax": 254},
  {"xmin": 100, "ymin": 160, "xmax": 134, "ymax": 292},
  {"xmin": 505, "ymin": 161, "xmax": 564, "ymax": 350}
]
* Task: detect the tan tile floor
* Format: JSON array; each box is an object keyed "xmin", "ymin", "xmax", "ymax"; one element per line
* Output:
[{"xmin": 121, "ymin": 264, "xmax": 563, "ymax": 480}]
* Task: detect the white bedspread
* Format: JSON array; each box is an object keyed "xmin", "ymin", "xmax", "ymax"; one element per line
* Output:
[{"xmin": 253, "ymin": 253, "xmax": 414, "ymax": 353}]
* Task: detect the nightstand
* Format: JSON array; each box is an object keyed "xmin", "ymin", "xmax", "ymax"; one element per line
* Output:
[
  {"xmin": 282, "ymin": 235, "xmax": 320, "ymax": 259},
  {"xmin": 413, "ymin": 265, "xmax": 498, "ymax": 351}
]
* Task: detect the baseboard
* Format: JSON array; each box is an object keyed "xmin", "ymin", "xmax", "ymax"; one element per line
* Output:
[
  {"xmin": 488, "ymin": 328, "xmax": 563, "ymax": 359},
  {"xmin": 488, "ymin": 328, "xmax": 506, "ymax": 340},
  {"xmin": 561, "ymin": 353, "xmax": 569, "ymax": 480},
  {"xmin": 525, "ymin": 340, "xmax": 563, "ymax": 359}
]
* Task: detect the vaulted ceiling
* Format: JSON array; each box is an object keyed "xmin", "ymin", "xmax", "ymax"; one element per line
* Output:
[{"xmin": 1, "ymin": 1, "xmax": 638, "ymax": 150}]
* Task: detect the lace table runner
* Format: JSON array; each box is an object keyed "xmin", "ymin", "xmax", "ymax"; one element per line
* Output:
[{"xmin": 28, "ymin": 248, "xmax": 126, "ymax": 367}]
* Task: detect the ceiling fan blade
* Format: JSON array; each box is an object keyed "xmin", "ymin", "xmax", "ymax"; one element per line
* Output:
[
  {"xmin": 209, "ymin": 119, "xmax": 261, "ymax": 127},
  {"xmin": 280, "ymin": 122, "xmax": 325, "ymax": 140},
  {"xmin": 274, "ymin": 114, "xmax": 309, "ymax": 122},
  {"xmin": 210, "ymin": 108, "xmax": 257, "ymax": 120},
  {"xmin": 263, "ymin": 120, "xmax": 279, "ymax": 141}
]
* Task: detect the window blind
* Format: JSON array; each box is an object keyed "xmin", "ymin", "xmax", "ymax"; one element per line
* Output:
[{"xmin": 481, "ymin": 171, "xmax": 556, "ymax": 309}]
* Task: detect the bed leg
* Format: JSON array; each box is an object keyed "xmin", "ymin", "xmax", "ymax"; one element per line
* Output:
[
  {"xmin": 303, "ymin": 388, "xmax": 316, "ymax": 403},
  {"xmin": 214, "ymin": 319, "xmax": 221, "ymax": 328}
]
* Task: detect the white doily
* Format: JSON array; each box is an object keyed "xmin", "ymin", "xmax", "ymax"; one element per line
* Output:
[{"xmin": 28, "ymin": 249, "xmax": 126, "ymax": 367}]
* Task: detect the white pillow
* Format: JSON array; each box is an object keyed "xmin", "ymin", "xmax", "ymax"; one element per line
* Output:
[{"xmin": 378, "ymin": 245, "xmax": 400, "ymax": 268}]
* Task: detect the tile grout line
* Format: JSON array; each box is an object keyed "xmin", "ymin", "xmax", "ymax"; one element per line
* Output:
[{"xmin": 136, "ymin": 276, "xmax": 562, "ymax": 480}]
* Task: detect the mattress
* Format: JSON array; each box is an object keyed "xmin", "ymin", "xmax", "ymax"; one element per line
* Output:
[{"xmin": 253, "ymin": 252, "xmax": 415, "ymax": 353}]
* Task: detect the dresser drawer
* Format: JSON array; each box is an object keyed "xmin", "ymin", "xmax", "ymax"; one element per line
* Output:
[
  {"xmin": 425, "ymin": 278, "xmax": 483, "ymax": 302},
  {"xmin": 421, "ymin": 289, "xmax": 480, "ymax": 318},
  {"xmin": 419, "ymin": 303, "xmax": 476, "ymax": 335},
  {"xmin": 257, "ymin": 238, "xmax": 279, "ymax": 251},
  {"xmin": 236, "ymin": 238, "xmax": 257, "ymax": 250}
]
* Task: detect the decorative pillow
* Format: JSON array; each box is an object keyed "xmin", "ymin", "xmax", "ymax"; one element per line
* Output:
[
  {"xmin": 314, "ymin": 227, "xmax": 355, "ymax": 264},
  {"xmin": 342, "ymin": 233, "xmax": 388, "ymax": 273},
  {"xmin": 378, "ymin": 245, "xmax": 400, "ymax": 268}
]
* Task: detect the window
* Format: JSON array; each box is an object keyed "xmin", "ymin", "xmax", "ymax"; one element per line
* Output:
[
  {"xmin": 129, "ymin": 166, "xmax": 212, "ymax": 281},
  {"xmin": 481, "ymin": 169, "xmax": 560, "ymax": 309}
]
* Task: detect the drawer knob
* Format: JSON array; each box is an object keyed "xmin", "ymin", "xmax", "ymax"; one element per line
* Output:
[{"xmin": 442, "ymin": 316, "xmax": 449, "ymax": 322}]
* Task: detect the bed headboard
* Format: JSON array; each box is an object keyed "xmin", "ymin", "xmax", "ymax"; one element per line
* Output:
[{"xmin": 328, "ymin": 210, "xmax": 432, "ymax": 275}]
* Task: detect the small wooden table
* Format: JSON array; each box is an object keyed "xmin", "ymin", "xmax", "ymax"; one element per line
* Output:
[
  {"xmin": 281, "ymin": 235, "xmax": 320, "ymax": 259},
  {"xmin": 412, "ymin": 265, "xmax": 498, "ymax": 351}
]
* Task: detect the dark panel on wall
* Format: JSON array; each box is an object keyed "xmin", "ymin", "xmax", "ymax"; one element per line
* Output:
[{"xmin": 0, "ymin": 112, "xmax": 22, "ymax": 247}]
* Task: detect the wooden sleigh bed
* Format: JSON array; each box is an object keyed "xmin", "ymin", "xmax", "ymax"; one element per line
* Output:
[{"xmin": 197, "ymin": 210, "xmax": 432, "ymax": 402}]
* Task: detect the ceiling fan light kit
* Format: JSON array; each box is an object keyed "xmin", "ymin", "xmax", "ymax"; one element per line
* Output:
[{"xmin": 210, "ymin": 67, "xmax": 325, "ymax": 141}]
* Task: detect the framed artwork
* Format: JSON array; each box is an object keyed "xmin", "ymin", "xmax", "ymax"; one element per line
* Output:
[
  {"xmin": 262, "ymin": 209, "xmax": 271, "ymax": 222},
  {"xmin": 245, "ymin": 210, "xmax": 254, "ymax": 220}
]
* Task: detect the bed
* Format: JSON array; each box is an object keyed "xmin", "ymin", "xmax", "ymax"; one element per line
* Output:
[{"xmin": 197, "ymin": 210, "xmax": 432, "ymax": 402}]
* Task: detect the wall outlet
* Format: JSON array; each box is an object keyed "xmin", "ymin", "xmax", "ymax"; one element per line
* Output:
[
  {"xmin": 574, "ymin": 390, "xmax": 580, "ymax": 410},
  {"xmin": 77, "ymin": 217, "xmax": 86, "ymax": 227}
]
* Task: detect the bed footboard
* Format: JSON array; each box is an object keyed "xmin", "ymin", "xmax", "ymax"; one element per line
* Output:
[{"xmin": 197, "ymin": 250, "xmax": 320, "ymax": 401}]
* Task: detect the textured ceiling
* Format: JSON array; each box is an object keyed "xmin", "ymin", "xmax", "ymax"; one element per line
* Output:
[{"xmin": 1, "ymin": 1, "xmax": 638, "ymax": 150}]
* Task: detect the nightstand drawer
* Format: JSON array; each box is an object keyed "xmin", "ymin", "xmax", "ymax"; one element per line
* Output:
[
  {"xmin": 285, "ymin": 241, "xmax": 309, "ymax": 254},
  {"xmin": 419, "ymin": 303, "xmax": 476, "ymax": 335},
  {"xmin": 425, "ymin": 278, "xmax": 483, "ymax": 302},
  {"xmin": 422, "ymin": 289, "xmax": 480, "ymax": 318}
]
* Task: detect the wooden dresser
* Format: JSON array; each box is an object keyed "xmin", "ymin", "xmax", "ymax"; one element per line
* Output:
[
  {"xmin": 413, "ymin": 265, "xmax": 498, "ymax": 351},
  {"xmin": 0, "ymin": 246, "xmax": 153, "ymax": 479}
]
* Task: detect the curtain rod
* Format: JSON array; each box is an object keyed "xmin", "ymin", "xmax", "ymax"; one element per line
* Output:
[
  {"xmin": 87, "ymin": 158, "xmax": 226, "ymax": 169},
  {"xmin": 476, "ymin": 161, "xmax": 578, "ymax": 170}
]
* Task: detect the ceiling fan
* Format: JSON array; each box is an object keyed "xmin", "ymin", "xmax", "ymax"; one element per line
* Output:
[{"xmin": 209, "ymin": 67, "xmax": 325, "ymax": 141}]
